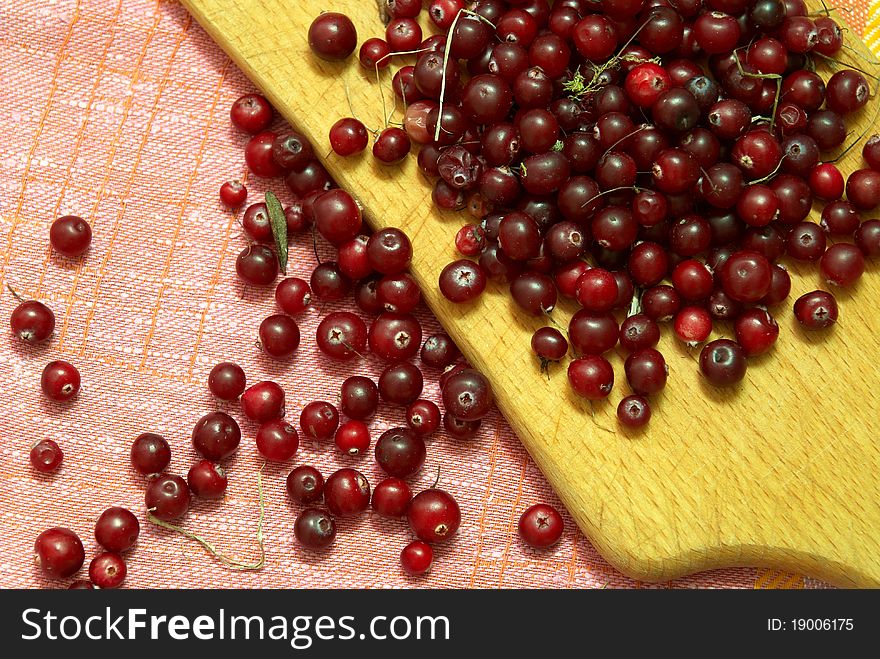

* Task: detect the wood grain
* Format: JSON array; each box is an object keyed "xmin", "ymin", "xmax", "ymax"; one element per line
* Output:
[{"xmin": 182, "ymin": 0, "xmax": 880, "ymax": 587}]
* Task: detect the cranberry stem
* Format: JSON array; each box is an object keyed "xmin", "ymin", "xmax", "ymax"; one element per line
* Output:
[
  {"xmin": 147, "ymin": 464, "xmax": 267, "ymax": 571},
  {"xmin": 6, "ymin": 284, "xmax": 25, "ymax": 303}
]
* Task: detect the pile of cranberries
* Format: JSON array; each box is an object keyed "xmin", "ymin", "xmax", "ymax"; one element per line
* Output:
[{"xmin": 308, "ymin": 0, "xmax": 880, "ymax": 429}]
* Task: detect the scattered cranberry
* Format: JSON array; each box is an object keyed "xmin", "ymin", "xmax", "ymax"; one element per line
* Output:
[
  {"xmin": 405, "ymin": 399, "xmax": 442, "ymax": 436},
  {"xmin": 255, "ymin": 419, "xmax": 299, "ymax": 461},
  {"xmin": 89, "ymin": 552, "xmax": 126, "ymax": 589},
  {"xmin": 49, "ymin": 215, "xmax": 92, "ymax": 257},
  {"xmin": 236, "ymin": 245, "xmax": 278, "ymax": 286},
  {"xmin": 308, "ymin": 12, "xmax": 358, "ymax": 61},
  {"xmin": 241, "ymin": 380, "xmax": 285, "ymax": 423},
  {"xmin": 375, "ymin": 427, "xmax": 426, "ymax": 478},
  {"xmin": 369, "ymin": 312, "xmax": 422, "ymax": 363},
  {"xmin": 617, "ymin": 395, "xmax": 652, "ymax": 428},
  {"xmin": 295, "ymin": 507, "xmax": 337, "ymax": 549},
  {"xmin": 324, "ymin": 468, "xmax": 371, "ymax": 517},
  {"xmin": 408, "ymin": 489, "xmax": 461, "ymax": 543},
  {"xmin": 188, "ymin": 460, "xmax": 228, "ymax": 499},
  {"xmin": 95, "ymin": 507, "xmax": 140, "ymax": 553},
  {"xmin": 518, "ymin": 503, "xmax": 564, "ymax": 548},
  {"xmin": 145, "ymin": 473, "xmax": 191, "ymax": 521},
  {"xmin": 230, "ymin": 93, "xmax": 273, "ymax": 134},
  {"xmin": 371, "ymin": 477, "xmax": 412, "ymax": 518},
  {"xmin": 30, "ymin": 439, "xmax": 63, "ymax": 473},
  {"xmin": 219, "ymin": 180, "xmax": 247, "ymax": 208},
  {"xmin": 275, "ymin": 277, "xmax": 312, "ymax": 314},
  {"xmin": 130, "ymin": 432, "xmax": 171, "ymax": 476},
  {"xmin": 699, "ymin": 339, "xmax": 747, "ymax": 387},
  {"xmin": 820, "ymin": 243, "xmax": 865, "ymax": 288},
  {"xmin": 10, "ymin": 299, "xmax": 55, "ymax": 343},
  {"xmin": 245, "ymin": 131, "xmax": 286, "ymax": 178},
  {"xmin": 34, "ymin": 527, "xmax": 84, "ymax": 579},
  {"xmin": 287, "ymin": 466, "xmax": 325, "ymax": 505},
  {"xmin": 334, "ymin": 419, "xmax": 371, "ymax": 456},
  {"xmin": 208, "ymin": 361, "xmax": 246, "ymax": 400},
  {"xmin": 793, "ymin": 290, "xmax": 838, "ymax": 330},
  {"xmin": 40, "ymin": 360, "xmax": 80, "ymax": 402},
  {"xmin": 442, "ymin": 368, "xmax": 492, "ymax": 420},
  {"xmin": 329, "ymin": 117, "xmax": 369, "ymax": 156},
  {"xmin": 192, "ymin": 411, "xmax": 241, "ymax": 461},
  {"xmin": 258, "ymin": 313, "xmax": 301, "ymax": 359},
  {"xmin": 316, "ymin": 311, "xmax": 368, "ymax": 361},
  {"xmin": 400, "ymin": 540, "xmax": 433, "ymax": 575}
]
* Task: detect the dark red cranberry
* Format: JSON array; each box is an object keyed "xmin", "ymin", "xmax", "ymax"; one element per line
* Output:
[
  {"xmin": 734, "ymin": 308, "xmax": 779, "ymax": 357},
  {"xmin": 420, "ymin": 333, "xmax": 460, "ymax": 369},
  {"xmin": 375, "ymin": 427, "xmax": 426, "ymax": 478},
  {"xmin": 10, "ymin": 299, "xmax": 55, "ymax": 343},
  {"xmin": 192, "ymin": 411, "xmax": 241, "ymax": 461},
  {"xmin": 369, "ymin": 313, "xmax": 422, "ymax": 363},
  {"xmin": 241, "ymin": 380, "xmax": 285, "ymax": 423},
  {"xmin": 34, "ymin": 527, "xmax": 84, "ymax": 579},
  {"xmin": 208, "ymin": 362, "xmax": 246, "ymax": 400},
  {"xmin": 407, "ymin": 489, "xmax": 461, "ymax": 543},
  {"xmin": 439, "ymin": 259, "xmax": 487, "ymax": 303},
  {"xmin": 825, "ymin": 70, "xmax": 870, "ymax": 115},
  {"xmin": 236, "ymin": 245, "xmax": 278, "ymax": 286},
  {"xmin": 230, "ymin": 93, "xmax": 272, "ymax": 134},
  {"xmin": 371, "ymin": 478, "xmax": 412, "ymax": 518},
  {"xmin": 786, "ymin": 222, "xmax": 826, "ymax": 261},
  {"xmin": 794, "ymin": 290, "xmax": 838, "ymax": 330},
  {"xmin": 719, "ymin": 251, "xmax": 772, "ymax": 303},
  {"xmin": 295, "ymin": 507, "xmax": 336, "ymax": 549},
  {"xmin": 518, "ymin": 503, "xmax": 564, "ymax": 548},
  {"xmin": 275, "ymin": 277, "xmax": 312, "ymax": 315},
  {"xmin": 187, "ymin": 460, "xmax": 228, "ymax": 499},
  {"xmin": 625, "ymin": 348, "xmax": 668, "ymax": 396},
  {"xmin": 256, "ymin": 419, "xmax": 299, "ymax": 461},
  {"xmin": 379, "ymin": 362, "xmax": 424, "ymax": 406},
  {"xmin": 401, "ymin": 541, "xmax": 433, "ymax": 575},
  {"xmin": 855, "ymin": 220, "xmax": 880, "ymax": 258},
  {"xmin": 94, "ymin": 507, "xmax": 139, "ymax": 553},
  {"xmin": 820, "ymin": 243, "xmax": 865, "ymax": 287},
  {"xmin": 258, "ymin": 314, "xmax": 300, "ymax": 359},
  {"xmin": 339, "ymin": 375, "xmax": 379, "ymax": 420},
  {"xmin": 699, "ymin": 339, "xmax": 747, "ymax": 387},
  {"xmin": 287, "ymin": 466, "xmax": 325, "ymax": 505},
  {"xmin": 310, "ymin": 262, "xmax": 351, "ymax": 301},
  {"xmin": 41, "ymin": 360, "xmax": 80, "ymax": 401},
  {"xmin": 617, "ymin": 395, "xmax": 652, "ymax": 428},
  {"xmin": 49, "ymin": 215, "xmax": 91, "ymax": 257},
  {"xmin": 245, "ymin": 131, "xmax": 286, "ymax": 178},
  {"xmin": 145, "ymin": 474, "xmax": 191, "ymax": 521},
  {"xmin": 568, "ymin": 355, "xmax": 614, "ymax": 399},
  {"xmin": 405, "ymin": 399, "xmax": 442, "ymax": 436},
  {"xmin": 324, "ymin": 468, "xmax": 371, "ymax": 517},
  {"xmin": 308, "ymin": 12, "xmax": 357, "ymax": 60},
  {"xmin": 366, "ymin": 228, "xmax": 413, "ymax": 274},
  {"xmin": 847, "ymin": 169, "xmax": 880, "ymax": 211},
  {"xmin": 30, "ymin": 439, "xmax": 63, "ymax": 473},
  {"xmin": 272, "ymin": 131, "xmax": 314, "ymax": 171},
  {"xmin": 299, "ymin": 401, "xmax": 339, "ymax": 441},
  {"xmin": 315, "ymin": 311, "xmax": 367, "ymax": 361},
  {"xmin": 130, "ymin": 433, "xmax": 170, "ymax": 475},
  {"xmin": 88, "ymin": 553, "xmax": 126, "ymax": 589},
  {"xmin": 329, "ymin": 117, "xmax": 369, "ymax": 156}
]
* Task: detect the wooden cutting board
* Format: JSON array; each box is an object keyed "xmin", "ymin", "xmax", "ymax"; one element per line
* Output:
[{"xmin": 182, "ymin": 0, "xmax": 880, "ymax": 587}]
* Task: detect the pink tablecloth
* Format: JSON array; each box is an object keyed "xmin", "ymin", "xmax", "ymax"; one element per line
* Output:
[{"xmin": 1, "ymin": 0, "xmax": 874, "ymax": 589}]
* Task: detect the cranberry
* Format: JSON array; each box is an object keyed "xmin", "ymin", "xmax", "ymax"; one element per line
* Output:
[
  {"xmin": 219, "ymin": 180, "xmax": 247, "ymax": 208},
  {"xmin": 329, "ymin": 117, "xmax": 369, "ymax": 156},
  {"xmin": 187, "ymin": 460, "xmax": 228, "ymax": 499},
  {"xmin": 568, "ymin": 355, "xmax": 614, "ymax": 400},
  {"xmin": 130, "ymin": 433, "xmax": 170, "ymax": 475},
  {"xmin": 30, "ymin": 439, "xmax": 63, "ymax": 473},
  {"xmin": 94, "ymin": 507, "xmax": 139, "ymax": 553},
  {"xmin": 693, "ymin": 11, "xmax": 741, "ymax": 54},
  {"xmin": 617, "ymin": 395, "xmax": 652, "ymax": 428},
  {"xmin": 310, "ymin": 262, "xmax": 352, "ymax": 301},
  {"xmin": 375, "ymin": 427, "xmax": 426, "ymax": 478},
  {"xmin": 439, "ymin": 259, "xmax": 487, "ymax": 303},
  {"xmin": 49, "ymin": 215, "xmax": 92, "ymax": 257},
  {"xmin": 339, "ymin": 375, "xmax": 379, "ymax": 420},
  {"xmin": 257, "ymin": 314, "xmax": 300, "ymax": 360},
  {"xmin": 308, "ymin": 12, "xmax": 357, "ymax": 61},
  {"xmin": 241, "ymin": 380, "xmax": 285, "ymax": 423},
  {"xmin": 405, "ymin": 399, "xmax": 442, "ymax": 436},
  {"xmin": 245, "ymin": 131, "xmax": 286, "ymax": 178},
  {"xmin": 299, "ymin": 401, "xmax": 339, "ymax": 441},
  {"xmin": 371, "ymin": 477, "xmax": 412, "ymax": 518},
  {"xmin": 88, "ymin": 552, "xmax": 126, "ymax": 589},
  {"xmin": 847, "ymin": 169, "xmax": 880, "ymax": 211},
  {"xmin": 256, "ymin": 419, "xmax": 299, "ymax": 461},
  {"xmin": 625, "ymin": 62, "xmax": 671, "ymax": 108},
  {"xmin": 786, "ymin": 222, "xmax": 826, "ymax": 261},
  {"xmin": 68, "ymin": 580, "xmax": 95, "ymax": 590},
  {"xmin": 287, "ymin": 466, "xmax": 325, "ymax": 505},
  {"xmin": 145, "ymin": 474, "xmax": 190, "ymax": 521},
  {"xmin": 230, "ymin": 93, "xmax": 273, "ymax": 134},
  {"xmin": 718, "ymin": 250, "xmax": 772, "ymax": 303},
  {"xmin": 572, "ymin": 15, "xmax": 618, "ymax": 61},
  {"xmin": 518, "ymin": 503, "xmax": 564, "ymax": 548},
  {"xmin": 273, "ymin": 131, "xmax": 314, "ymax": 172},
  {"xmin": 369, "ymin": 313, "xmax": 422, "ymax": 363},
  {"xmin": 441, "ymin": 369, "xmax": 492, "ymax": 421},
  {"xmin": 208, "ymin": 361, "xmax": 246, "ymax": 400},
  {"xmin": 863, "ymin": 135, "xmax": 880, "ymax": 171},
  {"xmin": 625, "ymin": 348, "xmax": 668, "ymax": 396},
  {"xmin": 825, "ymin": 70, "xmax": 870, "ymax": 115},
  {"xmin": 34, "ymin": 527, "xmax": 84, "ymax": 579},
  {"xmin": 699, "ymin": 339, "xmax": 747, "ymax": 387},
  {"xmin": 856, "ymin": 220, "xmax": 880, "ymax": 258},
  {"xmin": 334, "ymin": 420, "xmax": 370, "ymax": 456},
  {"xmin": 338, "ymin": 236, "xmax": 372, "ymax": 280},
  {"xmin": 531, "ymin": 326, "xmax": 568, "ymax": 367},
  {"xmin": 674, "ymin": 306, "xmax": 713, "ymax": 345},
  {"xmin": 808, "ymin": 163, "xmax": 845, "ymax": 201},
  {"xmin": 10, "ymin": 299, "xmax": 55, "ymax": 343},
  {"xmin": 401, "ymin": 541, "xmax": 433, "ymax": 575},
  {"xmin": 40, "ymin": 360, "xmax": 80, "ymax": 402},
  {"xmin": 236, "ymin": 245, "xmax": 278, "ymax": 286},
  {"xmin": 314, "ymin": 189, "xmax": 362, "ymax": 245},
  {"xmin": 794, "ymin": 290, "xmax": 838, "ymax": 330},
  {"xmin": 734, "ymin": 308, "xmax": 779, "ymax": 357},
  {"xmin": 379, "ymin": 361, "xmax": 424, "ymax": 406},
  {"xmin": 820, "ymin": 243, "xmax": 865, "ymax": 287},
  {"xmin": 408, "ymin": 489, "xmax": 461, "ymax": 543},
  {"xmin": 192, "ymin": 412, "xmax": 240, "ymax": 462},
  {"xmin": 443, "ymin": 411, "xmax": 481, "ymax": 439},
  {"xmin": 324, "ymin": 468, "xmax": 370, "ymax": 517},
  {"xmin": 315, "ymin": 311, "xmax": 368, "ymax": 361},
  {"xmin": 642, "ymin": 285, "xmax": 681, "ymax": 321},
  {"xmin": 295, "ymin": 507, "xmax": 337, "ymax": 549},
  {"xmin": 367, "ymin": 228, "xmax": 413, "ymax": 274},
  {"xmin": 373, "ymin": 127, "xmax": 411, "ymax": 164}
]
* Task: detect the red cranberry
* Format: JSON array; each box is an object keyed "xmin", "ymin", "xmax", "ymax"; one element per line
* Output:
[
  {"xmin": 236, "ymin": 245, "xmax": 278, "ymax": 286},
  {"xmin": 40, "ymin": 360, "xmax": 80, "ymax": 401},
  {"xmin": 518, "ymin": 503, "xmax": 564, "ymax": 548},
  {"xmin": 94, "ymin": 507, "xmax": 140, "ymax": 553},
  {"xmin": 847, "ymin": 169, "xmax": 880, "ymax": 211},
  {"xmin": 568, "ymin": 355, "xmax": 614, "ymax": 400},
  {"xmin": 49, "ymin": 215, "xmax": 92, "ymax": 257},
  {"xmin": 30, "ymin": 439, "xmax": 63, "ymax": 473},
  {"xmin": 310, "ymin": 262, "xmax": 352, "ymax": 301},
  {"xmin": 34, "ymin": 527, "xmax": 84, "ymax": 579},
  {"xmin": 11, "ymin": 299, "xmax": 55, "ymax": 343},
  {"xmin": 367, "ymin": 228, "xmax": 413, "ymax": 274},
  {"xmin": 405, "ymin": 399, "xmax": 442, "ymax": 436},
  {"xmin": 89, "ymin": 552, "xmax": 126, "ymax": 589},
  {"xmin": 219, "ymin": 180, "xmax": 247, "ymax": 208},
  {"xmin": 295, "ymin": 507, "xmax": 337, "ymax": 549},
  {"xmin": 187, "ymin": 460, "xmax": 228, "ymax": 499},
  {"xmin": 443, "ymin": 411, "xmax": 481, "ymax": 439},
  {"xmin": 192, "ymin": 411, "xmax": 240, "ymax": 461},
  {"xmin": 314, "ymin": 189, "xmax": 362, "ymax": 245},
  {"xmin": 299, "ymin": 401, "xmax": 339, "ymax": 441},
  {"xmin": 258, "ymin": 314, "xmax": 300, "ymax": 359},
  {"xmin": 241, "ymin": 380, "xmax": 285, "ymax": 423},
  {"xmin": 230, "ymin": 93, "xmax": 273, "ymax": 134},
  {"xmin": 718, "ymin": 250, "xmax": 772, "ymax": 303},
  {"xmin": 145, "ymin": 474, "xmax": 191, "ymax": 521},
  {"xmin": 339, "ymin": 375, "xmax": 379, "ymax": 420},
  {"xmin": 374, "ymin": 127, "xmax": 411, "ymax": 163},
  {"xmin": 130, "ymin": 433, "xmax": 170, "ymax": 475},
  {"xmin": 375, "ymin": 427, "xmax": 426, "ymax": 478},
  {"xmin": 256, "ymin": 419, "xmax": 299, "ymax": 461},
  {"xmin": 421, "ymin": 333, "xmax": 461, "ymax": 369},
  {"xmin": 369, "ymin": 312, "xmax": 422, "ymax": 362},
  {"xmin": 856, "ymin": 220, "xmax": 880, "ymax": 257},
  {"xmin": 316, "ymin": 311, "xmax": 368, "ymax": 361},
  {"xmin": 324, "ymin": 468, "xmax": 371, "ymax": 517},
  {"xmin": 734, "ymin": 308, "xmax": 779, "ymax": 357},
  {"xmin": 287, "ymin": 466, "xmax": 325, "ymax": 505},
  {"xmin": 329, "ymin": 117, "xmax": 369, "ymax": 156},
  {"xmin": 624, "ymin": 348, "xmax": 668, "ymax": 396},
  {"xmin": 272, "ymin": 131, "xmax": 314, "ymax": 171},
  {"xmin": 401, "ymin": 540, "xmax": 433, "ymax": 575},
  {"xmin": 439, "ymin": 259, "xmax": 487, "ymax": 303},
  {"xmin": 617, "ymin": 395, "xmax": 652, "ymax": 428},
  {"xmin": 576, "ymin": 267, "xmax": 619, "ymax": 312},
  {"xmin": 335, "ymin": 420, "xmax": 370, "ymax": 456},
  {"xmin": 308, "ymin": 12, "xmax": 358, "ymax": 61},
  {"xmin": 699, "ymin": 339, "xmax": 747, "ymax": 387},
  {"xmin": 825, "ymin": 70, "xmax": 870, "ymax": 115},
  {"xmin": 442, "ymin": 368, "xmax": 493, "ymax": 421},
  {"xmin": 371, "ymin": 478, "xmax": 412, "ymax": 518},
  {"xmin": 820, "ymin": 243, "xmax": 865, "ymax": 287},
  {"xmin": 379, "ymin": 361, "xmax": 424, "ymax": 406},
  {"xmin": 245, "ymin": 131, "xmax": 286, "ymax": 178},
  {"xmin": 674, "ymin": 306, "xmax": 713, "ymax": 345},
  {"xmin": 808, "ymin": 163, "xmax": 845, "ymax": 201},
  {"xmin": 794, "ymin": 290, "xmax": 838, "ymax": 330},
  {"xmin": 208, "ymin": 362, "xmax": 246, "ymax": 400},
  {"xmin": 408, "ymin": 489, "xmax": 461, "ymax": 543}
]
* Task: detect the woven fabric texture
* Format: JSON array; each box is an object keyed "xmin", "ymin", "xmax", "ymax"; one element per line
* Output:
[{"xmin": 0, "ymin": 0, "xmax": 876, "ymax": 589}]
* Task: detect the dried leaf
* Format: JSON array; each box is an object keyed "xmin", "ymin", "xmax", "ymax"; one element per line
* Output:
[{"xmin": 265, "ymin": 190, "xmax": 288, "ymax": 275}]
